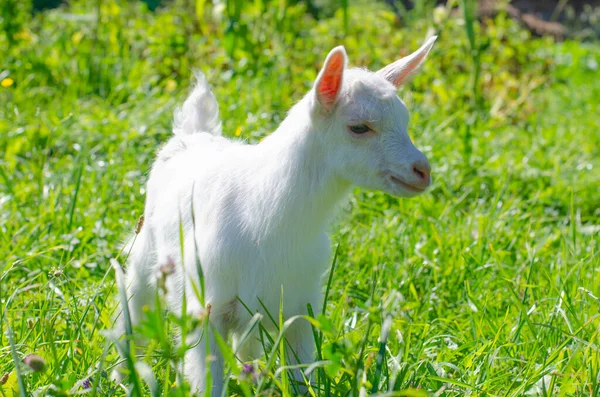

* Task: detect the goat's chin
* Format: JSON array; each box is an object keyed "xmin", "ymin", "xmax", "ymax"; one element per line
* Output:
[
  {"xmin": 386, "ymin": 188, "xmax": 425, "ymax": 198},
  {"xmin": 383, "ymin": 179, "xmax": 428, "ymax": 198}
]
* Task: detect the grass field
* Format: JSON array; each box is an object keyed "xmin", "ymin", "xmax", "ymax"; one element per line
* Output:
[{"xmin": 1, "ymin": 1, "xmax": 599, "ymax": 396}]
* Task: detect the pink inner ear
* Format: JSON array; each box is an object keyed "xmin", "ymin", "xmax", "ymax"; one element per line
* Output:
[
  {"xmin": 393, "ymin": 51, "xmax": 427, "ymax": 87},
  {"xmin": 318, "ymin": 53, "xmax": 344, "ymax": 107}
]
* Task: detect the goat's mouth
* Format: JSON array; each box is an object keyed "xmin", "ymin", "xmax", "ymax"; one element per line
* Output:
[{"xmin": 389, "ymin": 175, "xmax": 427, "ymax": 193}]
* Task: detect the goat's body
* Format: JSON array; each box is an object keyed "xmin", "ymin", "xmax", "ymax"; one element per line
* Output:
[
  {"xmin": 144, "ymin": 127, "xmax": 337, "ymax": 322},
  {"xmin": 120, "ymin": 85, "xmax": 350, "ymax": 393}
]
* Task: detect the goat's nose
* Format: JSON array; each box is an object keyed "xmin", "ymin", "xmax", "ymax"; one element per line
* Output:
[{"xmin": 412, "ymin": 160, "xmax": 431, "ymax": 185}]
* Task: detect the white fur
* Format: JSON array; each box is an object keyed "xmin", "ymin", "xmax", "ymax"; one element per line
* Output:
[{"xmin": 113, "ymin": 38, "xmax": 436, "ymax": 395}]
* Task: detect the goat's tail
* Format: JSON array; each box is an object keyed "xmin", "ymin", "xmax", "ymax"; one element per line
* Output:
[{"xmin": 173, "ymin": 71, "xmax": 222, "ymax": 136}]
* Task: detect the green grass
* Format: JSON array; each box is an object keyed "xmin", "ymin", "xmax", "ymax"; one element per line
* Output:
[{"xmin": 1, "ymin": 0, "xmax": 599, "ymax": 396}]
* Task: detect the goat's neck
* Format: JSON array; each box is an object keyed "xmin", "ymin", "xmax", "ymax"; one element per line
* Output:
[{"xmin": 255, "ymin": 100, "xmax": 351, "ymax": 236}]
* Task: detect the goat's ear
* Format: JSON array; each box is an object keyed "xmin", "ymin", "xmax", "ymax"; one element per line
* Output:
[
  {"xmin": 376, "ymin": 36, "xmax": 437, "ymax": 88},
  {"xmin": 314, "ymin": 46, "xmax": 347, "ymax": 113}
]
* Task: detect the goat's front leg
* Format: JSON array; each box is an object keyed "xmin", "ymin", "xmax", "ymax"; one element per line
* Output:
[
  {"xmin": 184, "ymin": 312, "xmax": 229, "ymax": 397},
  {"xmin": 285, "ymin": 315, "xmax": 316, "ymax": 394},
  {"xmin": 233, "ymin": 325, "xmax": 262, "ymax": 362}
]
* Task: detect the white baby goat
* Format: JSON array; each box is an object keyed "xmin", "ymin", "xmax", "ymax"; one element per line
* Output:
[{"xmin": 114, "ymin": 37, "xmax": 437, "ymax": 395}]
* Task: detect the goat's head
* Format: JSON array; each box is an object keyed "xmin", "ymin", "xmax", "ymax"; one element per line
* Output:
[{"xmin": 310, "ymin": 37, "xmax": 436, "ymax": 198}]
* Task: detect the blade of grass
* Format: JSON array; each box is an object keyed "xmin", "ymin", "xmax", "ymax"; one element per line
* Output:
[{"xmin": 6, "ymin": 323, "xmax": 27, "ymax": 397}]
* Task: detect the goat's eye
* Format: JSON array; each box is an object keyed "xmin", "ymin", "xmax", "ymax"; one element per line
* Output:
[{"xmin": 349, "ymin": 124, "xmax": 371, "ymax": 134}]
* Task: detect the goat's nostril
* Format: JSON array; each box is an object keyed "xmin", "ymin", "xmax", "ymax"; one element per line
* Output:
[
  {"xmin": 413, "ymin": 165, "xmax": 427, "ymax": 180},
  {"xmin": 412, "ymin": 163, "xmax": 431, "ymax": 182},
  {"xmin": 413, "ymin": 166, "xmax": 424, "ymax": 179}
]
